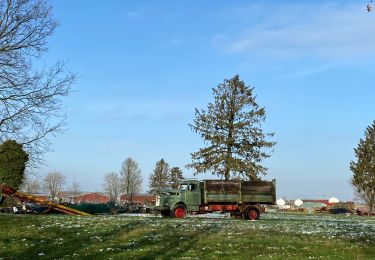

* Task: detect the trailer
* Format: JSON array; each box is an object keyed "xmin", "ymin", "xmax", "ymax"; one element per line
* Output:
[{"xmin": 154, "ymin": 179, "xmax": 276, "ymax": 220}]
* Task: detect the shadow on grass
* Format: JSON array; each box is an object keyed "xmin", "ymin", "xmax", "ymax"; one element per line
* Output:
[
  {"xmin": 73, "ymin": 218, "xmax": 225, "ymax": 259},
  {"xmin": 0, "ymin": 215, "xmax": 145, "ymax": 259},
  {"xmin": 134, "ymin": 220, "xmax": 223, "ymax": 259}
]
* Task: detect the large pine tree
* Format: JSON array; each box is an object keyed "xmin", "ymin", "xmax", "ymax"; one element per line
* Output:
[
  {"xmin": 188, "ymin": 75, "xmax": 275, "ymax": 181},
  {"xmin": 350, "ymin": 120, "xmax": 375, "ymax": 212},
  {"xmin": 170, "ymin": 167, "xmax": 185, "ymax": 189},
  {"xmin": 149, "ymin": 159, "xmax": 170, "ymax": 194}
]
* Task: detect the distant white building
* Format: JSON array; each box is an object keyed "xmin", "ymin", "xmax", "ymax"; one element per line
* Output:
[
  {"xmin": 277, "ymin": 198, "xmax": 286, "ymax": 206},
  {"xmin": 328, "ymin": 197, "xmax": 339, "ymax": 203},
  {"xmin": 294, "ymin": 199, "xmax": 303, "ymax": 207}
]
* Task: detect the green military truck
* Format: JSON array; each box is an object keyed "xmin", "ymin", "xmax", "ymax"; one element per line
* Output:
[{"xmin": 154, "ymin": 179, "xmax": 276, "ymax": 220}]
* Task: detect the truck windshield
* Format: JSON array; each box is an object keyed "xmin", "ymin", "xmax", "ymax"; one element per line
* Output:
[{"xmin": 179, "ymin": 184, "xmax": 187, "ymax": 190}]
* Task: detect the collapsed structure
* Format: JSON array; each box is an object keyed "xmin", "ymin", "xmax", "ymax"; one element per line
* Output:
[{"xmin": 0, "ymin": 183, "xmax": 90, "ymax": 216}]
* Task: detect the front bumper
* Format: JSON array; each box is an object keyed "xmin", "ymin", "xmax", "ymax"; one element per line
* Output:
[{"xmin": 154, "ymin": 206, "xmax": 170, "ymax": 211}]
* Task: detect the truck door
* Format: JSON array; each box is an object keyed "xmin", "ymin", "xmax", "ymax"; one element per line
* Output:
[{"xmin": 185, "ymin": 182, "xmax": 201, "ymax": 211}]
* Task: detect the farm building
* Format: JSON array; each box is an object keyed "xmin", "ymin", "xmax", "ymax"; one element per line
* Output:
[
  {"xmin": 119, "ymin": 194, "xmax": 155, "ymax": 205},
  {"xmin": 75, "ymin": 192, "xmax": 109, "ymax": 204}
]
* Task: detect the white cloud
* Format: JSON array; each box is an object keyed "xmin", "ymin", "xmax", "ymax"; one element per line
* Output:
[{"xmin": 214, "ymin": 2, "xmax": 375, "ymax": 60}]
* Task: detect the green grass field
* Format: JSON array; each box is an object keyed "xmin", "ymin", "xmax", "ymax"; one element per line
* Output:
[{"xmin": 0, "ymin": 213, "xmax": 374, "ymax": 259}]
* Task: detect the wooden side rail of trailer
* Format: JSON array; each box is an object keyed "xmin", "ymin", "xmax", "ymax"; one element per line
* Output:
[{"xmin": 0, "ymin": 183, "xmax": 90, "ymax": 216}]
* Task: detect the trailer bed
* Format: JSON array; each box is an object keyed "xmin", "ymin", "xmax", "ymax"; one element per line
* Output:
[{"xmin": 203, "ymin": 180, "xmax": 275, "ymax": 204}]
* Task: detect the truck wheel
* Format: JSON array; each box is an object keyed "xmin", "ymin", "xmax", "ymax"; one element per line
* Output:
[
  {"xmin": 172, "ymin": 205, "xmax": 186, "ymax": 218},
  {"xmin": 245, "ymin": 207, "xmax": 260, "ymax": 220}
]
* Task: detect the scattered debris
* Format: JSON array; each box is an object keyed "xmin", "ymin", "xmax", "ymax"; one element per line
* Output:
[{"xmin": 0, "ymin": 184, "xmax": 90, "ymax": 216}]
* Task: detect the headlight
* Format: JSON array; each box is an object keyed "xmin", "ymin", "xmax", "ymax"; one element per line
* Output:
[{"xmin": 155, "ymin": 196, "xmax": 160, "ymax": 206}]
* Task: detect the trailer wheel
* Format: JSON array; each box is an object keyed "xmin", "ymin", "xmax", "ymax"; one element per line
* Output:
[
  {"xmin": 245, "ymin": 207, "xmax": 260, "ymax": 220},
  {"xmin": 172, "ymin": 205, "xmax": 186, "ymax": 218}
]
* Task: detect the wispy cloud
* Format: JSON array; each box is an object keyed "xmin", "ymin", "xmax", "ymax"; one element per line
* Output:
[
  {"xmin": 213, "ymin": 3, "xmax": 375, "ymax": 61},
  {"xmin": 282, "ymin": 62, "xmax": 343, "ymax": 78}
]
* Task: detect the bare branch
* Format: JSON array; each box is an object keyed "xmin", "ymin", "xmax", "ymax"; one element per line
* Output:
[{"xmin": 0, "ymin": 0, "xmax": 75, "ymax": 166}]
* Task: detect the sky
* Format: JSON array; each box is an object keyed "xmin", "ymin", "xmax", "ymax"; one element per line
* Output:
[{"xmin": 36, "ymin": 0, "xmax": 375, "ymax": 201}]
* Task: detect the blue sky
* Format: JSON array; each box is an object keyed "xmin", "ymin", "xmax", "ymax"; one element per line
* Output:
[{"xmin": 38, "ymin": 1, "xmax": 375, "ymax": 200}]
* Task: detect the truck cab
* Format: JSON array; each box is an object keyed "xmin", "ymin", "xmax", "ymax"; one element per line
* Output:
[{"xmin": 154, "ymin": 180, "xmax": 201, "ymax": 218}]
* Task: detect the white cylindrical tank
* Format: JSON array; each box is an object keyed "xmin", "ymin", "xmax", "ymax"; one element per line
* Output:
[
  {"xmin": 328, "ymin": 197, "xmax": 339, "ymax": 203},
  {"xmin": 294, "ymin": 199, "xmax": 303, "ymax": 207},
  {"xmin": 277, "ymin": 198, "xmax": 285, "ymax": 206}
]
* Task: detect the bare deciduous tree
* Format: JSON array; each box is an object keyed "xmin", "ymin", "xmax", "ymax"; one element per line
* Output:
[
  {"xmin": 103, "ymin": 172, "xmax": 120, "ymax": 203},
  {"xmin": 0, "ymin": 0, "xmax": 75, "ymax": 166},
  {"xmin": 21, "ymin": 175, "xmax": 41, "ymax": 194},
  {"xmin": 43, "ymin": 171, "xmax": 65, "ymax": 199},
  {"xmin": 70, "ymin": 180, "xmax": 80, "ymax": 203},
  {"xmin": 120, "ymin": 157, "xmax": 142, "ymax": 202}
]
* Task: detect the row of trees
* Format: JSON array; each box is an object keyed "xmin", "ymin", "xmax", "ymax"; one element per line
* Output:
[
  {"xmin": 102, "ymin": 158, "xmax": 185, "ymax": 202},
  {"xmin": 19, "ymin": 157, "xmax": 185, "ymax": 203},
  {"xmin": 20, "ymin": 157, "xmax": 185, "ymax": 202},
  {"xmin": 22, "ymin": 171, "xmax": 79, "ymax": 199},
  {"xmin": 0, "ymin": 147, "xmax": 185, "ymax": 203}
]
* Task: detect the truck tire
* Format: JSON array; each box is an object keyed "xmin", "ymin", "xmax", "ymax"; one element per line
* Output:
[
  {"xmin": 245, "ymin": 207, "xmax": 260, "ymax": 220},
  {"xmin": 172, "ymin": 205, "xmax": 186, "ymax": 218}
]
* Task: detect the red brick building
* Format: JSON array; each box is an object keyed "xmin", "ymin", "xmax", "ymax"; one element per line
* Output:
[
  {"xmin": 75, "ymin": 193, "xmax": 109, "ymax": 204},
  {"xmin": 120, "ymin": 194, "xmax": 155, "ymax": 205}
]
